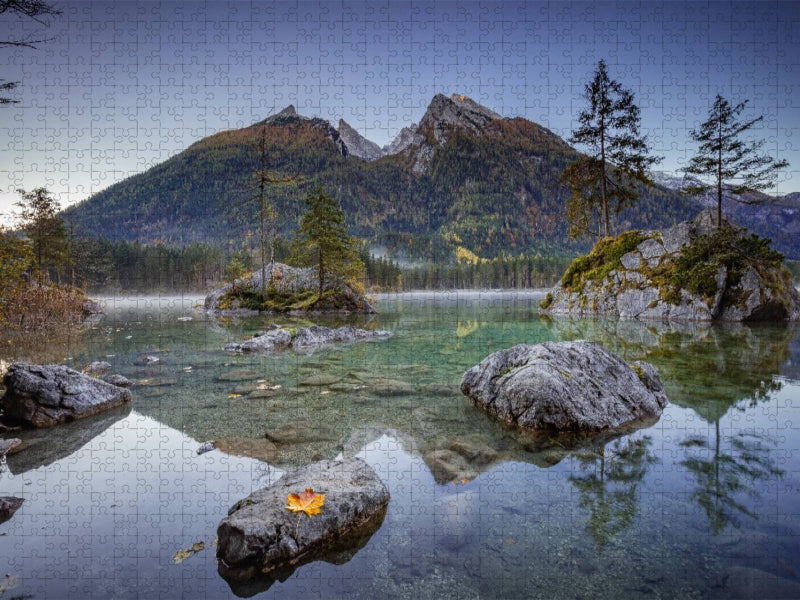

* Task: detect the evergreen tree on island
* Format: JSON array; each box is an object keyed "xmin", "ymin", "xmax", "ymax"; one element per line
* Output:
[
  {"xmin": 563, "ymin": 59, "xmax": 660, "ymax": 238},
  {"xmin": 683, "ymin": 95, "xmax": 789, "ymax": 228},
  {"xmin": 294, "ymin": 187, "xmax": 364, "ymax": 301}
]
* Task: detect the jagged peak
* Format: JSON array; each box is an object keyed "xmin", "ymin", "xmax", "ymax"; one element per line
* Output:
[
  {"xmin": 260, "ymin": 104, "xmax": 308, "ymax": 124},
  {"xmin": 276, "ymin": 104, "xmax": 296, "ymax": 117},
  {"xmin": 337, "ymin": 119, "xmax": 384, "ymax": 161}
]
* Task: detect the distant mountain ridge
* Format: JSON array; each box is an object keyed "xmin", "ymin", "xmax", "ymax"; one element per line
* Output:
[{"xmin": 62, "ymin": 94, "xmax": 800, "ymax": 260}]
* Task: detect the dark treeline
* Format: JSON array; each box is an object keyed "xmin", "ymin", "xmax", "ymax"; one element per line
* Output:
[
  {"xmin": 362, "ymin": 250, "xmax": 572, "ymax": 290},
  {"xmin": 69, "ymin": 238, "xmax": 237, "ymax": 292},
  {"xmin": 66, "ymin": 237, "xmax": 572, "ymax": 292}
]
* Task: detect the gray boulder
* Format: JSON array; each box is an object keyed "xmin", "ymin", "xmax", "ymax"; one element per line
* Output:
[
  {"xmin": 461, "ymin": 341, "xmax": 668, "ymax": 432},
  {"xmin": 217, "ymin": 458, "xmax": 389, "ymax": 581},
  {"xmin": 224, "ymin": 326, "xmax": 293, "ymax": 354},
  {"xmin": 0, "ymin": 497, "xmax": 23, "ymax": 524},
  {"xmin": 104, "ymin": 374, "xmax": 133, "ymax": 388},
  {"xmin": 84, "ymin": 361, "xmax": 112, "ymax": 376},
  {"xmin": 1, "ymin": 364, "xmax": 132, "ymax": 428},
  {"xmin": 0, "ymin": 438, "xmax": 22, "ymax": 457}
]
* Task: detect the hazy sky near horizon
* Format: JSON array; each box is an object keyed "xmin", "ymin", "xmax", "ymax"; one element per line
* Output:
[{"xmin": 1, "ymin": 1, "xmax": 799, "ymax": 223}]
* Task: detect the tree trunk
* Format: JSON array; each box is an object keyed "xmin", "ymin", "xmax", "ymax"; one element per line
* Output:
[
  {"xmin": 717, "ymin": 120, "xmax": 723, "ymax": 228},
  {"xmin": 259, "ymin": 179, "xmax": 267, "ymax": 297},
  {"xmin": 318, "ymin": 246, "xmax": 324, "ymax": 302},
  {"xmin": 600, "ymin": 120, "xmax": 610, "ymax": 237}
]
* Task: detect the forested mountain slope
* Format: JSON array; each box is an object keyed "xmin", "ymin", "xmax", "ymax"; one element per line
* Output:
[{"xmin": 62, "ymin": 94, "xmax": 798, "ymax": 260}]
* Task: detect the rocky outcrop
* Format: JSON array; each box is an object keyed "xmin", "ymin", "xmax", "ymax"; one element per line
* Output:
[
  {"xmin": 0, "ymin": 497, "xmax": 23, "ymax": 525},
  {"xmin": 292, "ymin": 325, "xmax": 392, "ymax": 348},
  {"xmin": 542, "ymin": 210, "xmax": 800, "ymax": 322},
  {"xmin": 1, "ymin": 364, "xmax": 132, "ymax": 428},
  {"xmin": 338, "ymin": 119, "xmax": 384, "ymax": 161},
  {"xmin": 84, "ymin": 361, "xmax": 112, "ymax": 376},
  {"xmin": 224, "ymin": 324, "xmax": 392, "ymax": 353},
  {"xmin": 204, "ymin": 262, "xmax": 375, "ymax": 315},
  {"xmin": 216, "ymin": 458, "xmax": 389, "ymax": 587},
  {"xmin": 461, "ymin": 341, "xmax": 668, "ymax": 432},
  {"xmin": 383, "ymin": 93, "xmax": 501, "ymax": 173},
  {"xmin": 104, "ymin": 374, "xmax": 132, "ymax": 388},
  {"xmin": 0, "ymin": 438, "xmax": 21, "ymax": 457}
]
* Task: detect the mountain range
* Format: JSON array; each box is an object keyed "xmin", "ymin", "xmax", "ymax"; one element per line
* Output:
[{"xmin": 62, "ymin": 94, "xmax": 800, "ymax": 260}]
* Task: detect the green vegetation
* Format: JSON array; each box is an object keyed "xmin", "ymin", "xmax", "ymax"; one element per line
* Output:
[
  {"xmin": 563, "ymin": 59, "xmax": 660, "ymax": 238},
  {"xmin": 540, "ymin": 292, "xmax": 554, "ymax": 310},
  {"xmin": 292, "ymin": 188, "xmax": 364, "ymax": 300},
  {"xmin": 649, "ymin": 225, "xmax": 785, "ymax": 305},
  {"xmin": 15, "ymin": 187, "xmax": 68, "ymax": 281},
  {"xmin": 630, "ymin": 363, "xmax": 646, "ymax": 383},
  {"xmin": 684, "ymin": 95, "xmax": 789, "ymax": 227},
  {"xmin": 559, "ymin": 231, "xmax": 647, "ymax": 293},
  {"xmin": 0, "ymin": 225, "xmax": 87, "ymax": 331},
  {"xmin": 219, "ymin": 286, "xmax": 319, "ymax": 312},
  {"xmin": 61, "ymin": 106, "xmax": 711, "ymax": 262}
]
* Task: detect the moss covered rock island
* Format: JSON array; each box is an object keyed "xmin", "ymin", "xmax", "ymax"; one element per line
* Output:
[
  {"xmin": 204, "ymin": 263, "xmax": 375, "ymax": 315},
  {"xmin": 541, "ymin": 210, "xmax": 800, "ymax": 322}
]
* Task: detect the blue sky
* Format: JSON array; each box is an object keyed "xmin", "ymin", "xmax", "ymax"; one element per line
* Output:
[{"xmin": 1, "ymin": 1, "xmax": 798, "ymax": 222}]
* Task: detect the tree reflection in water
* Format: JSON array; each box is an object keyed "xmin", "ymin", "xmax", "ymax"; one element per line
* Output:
[
  {"xmin": 569, "ymin": 435, "xmax": 658, "ymax": 553},
  {"xmin": 681, "ymin": 428, "xmax": 784, "ymax": 534}
]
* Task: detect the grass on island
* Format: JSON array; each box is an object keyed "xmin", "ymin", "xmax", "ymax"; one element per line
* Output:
[{"xmin": 219, "ymin": 286, "xmax": 356, "ymax": 312}]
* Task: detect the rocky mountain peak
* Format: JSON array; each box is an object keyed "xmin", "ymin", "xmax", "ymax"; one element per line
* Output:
[
  {"xmin": 262, "ymin": 104, "xmax": 304, "ymax": 124},
  {"xmin": 337, "ymin": 119, "xmax": 384, "ymax": 161},
  {"xmin": 418, "ymin": 93, "xmax": 501, "ymax": 141},
  {"xmin": 382, "ymin": 93, "xmax": 503, "ymax": 173}
]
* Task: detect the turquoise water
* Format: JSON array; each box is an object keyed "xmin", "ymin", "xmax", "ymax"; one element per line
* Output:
[{"xmin": 0, "ymin": 292, "xmax": 798, "ymax": 599}]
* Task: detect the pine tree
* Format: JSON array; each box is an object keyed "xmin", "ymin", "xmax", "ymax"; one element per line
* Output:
[
  {"xmin": 294, "ymin": 188, "xmax": 363, "ymax": 301},
  {"xmin": 564, "ymin": 60, "xmax": 660, "ymax": 238},
  {"xmin": 683, "ymin": 95, "xmax": 789, "ymax": 227},
  {"xmin": 249, "ymin": 127, "xmax": 301, "ymax": 295},
  {"xmin": 14, "ymin": 187, "xmax": 67, "ymax": 281}
]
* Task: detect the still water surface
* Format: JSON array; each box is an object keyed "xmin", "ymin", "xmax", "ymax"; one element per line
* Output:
[{"xmin": 0, "ymin": 292, "xmax": 798, "ymax": 599}]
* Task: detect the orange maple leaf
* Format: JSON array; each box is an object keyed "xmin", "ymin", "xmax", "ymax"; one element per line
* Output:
[{"xmin": 285, "ymin": 488, "xmax": 325, "ymax": 517}]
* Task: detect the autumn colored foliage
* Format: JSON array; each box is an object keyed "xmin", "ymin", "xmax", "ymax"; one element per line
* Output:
[{"xmin": 285, "ymin": 488, "xmax": 326, "ymax": 518}]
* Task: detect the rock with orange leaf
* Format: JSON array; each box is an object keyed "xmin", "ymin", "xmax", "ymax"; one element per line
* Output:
[{"xmin": 216, "ymin": 457, "xmax": 389, "ymax": 592}]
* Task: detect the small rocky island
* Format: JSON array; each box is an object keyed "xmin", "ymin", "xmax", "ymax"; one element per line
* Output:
[
  {"xmin": 205, "ymin": 263, "xmax": 375, "ymax": 315},
  {"xmin": 461, "ymin": 341, "xmax": 668, "ymax": 432},
  {"xmin": 541, "ymin": 210, "xmax": 800, "ymax": 321}
]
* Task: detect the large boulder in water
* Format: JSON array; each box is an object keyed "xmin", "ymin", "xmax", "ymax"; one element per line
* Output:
[
  {"xmin": 217, "ymin": 458, "xmax": 389, "ymax": 588},
  {"xmin": 1, "ymin": 364, "xmax": 132, "ymax": 428},
  {"xmin": 461, "ymin": 341, "xmax": 668, "ymax": 432},
  {"xmin": 541, "ymin": 210, "xmax": 800, "ymax": 322}
]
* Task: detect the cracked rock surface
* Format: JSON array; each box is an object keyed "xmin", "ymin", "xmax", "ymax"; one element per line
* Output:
[{"xmin": 461, "ymin": 340, "xmax": 667, "ymax": 432}]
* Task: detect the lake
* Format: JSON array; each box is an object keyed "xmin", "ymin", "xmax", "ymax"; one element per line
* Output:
[{"xmin": 0, "ymin": 291, "xmax": 799, "ymax": 599}]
